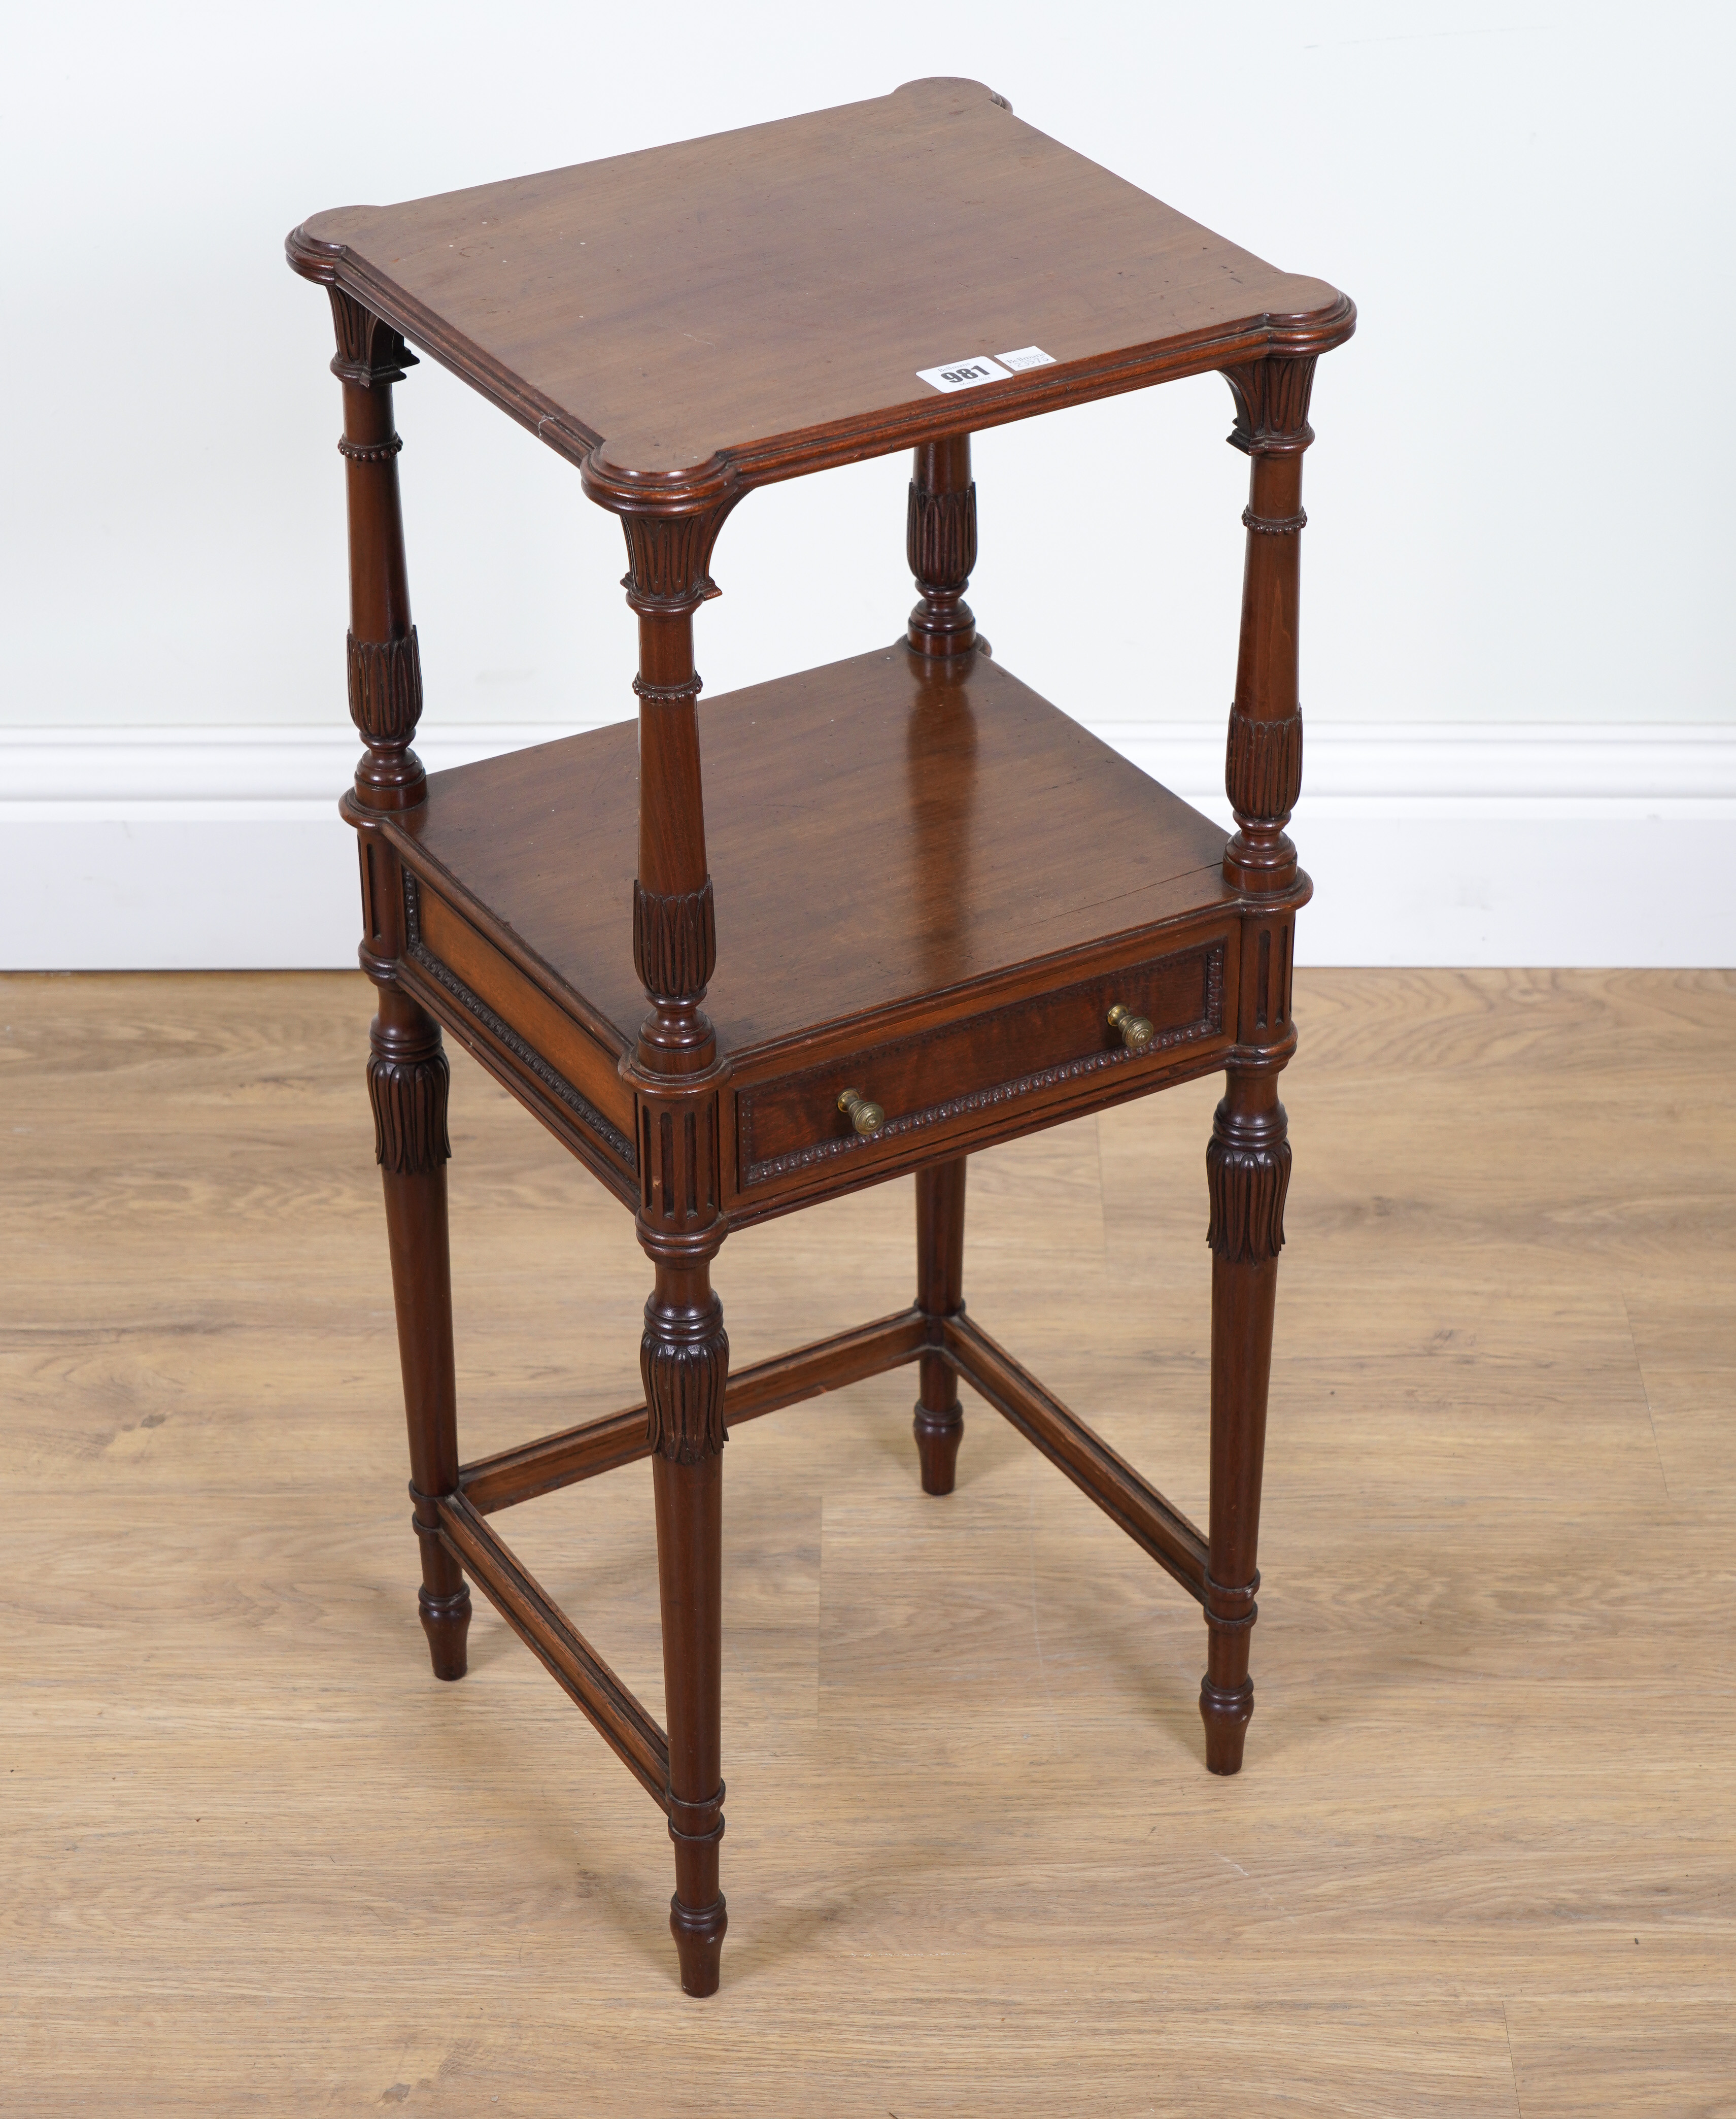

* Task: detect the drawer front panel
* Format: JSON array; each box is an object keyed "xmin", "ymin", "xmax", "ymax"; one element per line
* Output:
[
  {"xmin": 738, "ymin": 938, "xmax": 1227, "ymax": 1192},
  {"xmin": 404, "ymin": 876, "xmax": 637, "ymax": 1174}
]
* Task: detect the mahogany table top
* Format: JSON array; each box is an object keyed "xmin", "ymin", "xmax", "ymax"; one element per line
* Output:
[
  {"xmin": 288, "ymin": 77, "xmax": 1352, "ymax": 500},
  {"xmin": 388, "ymin": 646, "xmax": 1235, "ymax": 1061}
]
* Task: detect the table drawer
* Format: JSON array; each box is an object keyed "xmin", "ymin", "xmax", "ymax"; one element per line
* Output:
[{"xmin": 736, "ymin": 937, "xmax": 1228, "ymax": 1194}]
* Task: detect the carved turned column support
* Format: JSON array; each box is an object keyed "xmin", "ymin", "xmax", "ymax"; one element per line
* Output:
[
  {"xmin": 904, "ymin": 436, "xmax": 975, "ymax": 1485},
  {"xmin": 1198, "ymin": 352, "xmax": 1318, "ymax": 1774},
  {"xmin": 1218, "ymin": 356, "xmax": 1315, "ymax": 897},
  {"xmin": 370, "ymin": 1005, "xmax": 466, "ymax": 1677},
  {"xmin": 331, "ymin": 288, "xmax": 427, "ymax": 820},
  {"xmin": 583, "ymin": 460, "xmax": 740, "ymax": 1995},
  {"xmin": 587, "ymin": 482, "xmax": 739, "ymax": 1077},
  {"xmin": 635, "ymin": 1063, "xmax": 730, "ymax": 1995},
  {"xmin": 1205, "ymin": 1073, "xmax": 1291, "ymax": 1271},
  {"xmin": 1199, "ymin": 1065, "xmax": 1289, "ymax": 1773},
  {"xmin": 321, "ymin": 286, "xmax": 470, "ymax": 1681},
  {"xmin": 638, "ymin": 1101, "xmax": 729, "ymax": 1995},
  {"xmin": 368, "ymin": 1030, "xmax": 451, "ymax": 1171},
  {"xmin": 907, "ymin": 433, "xmax": 978, "ymax": 657}
]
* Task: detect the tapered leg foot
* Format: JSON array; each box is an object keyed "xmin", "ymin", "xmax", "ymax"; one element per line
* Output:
[
  {"xmin": 651, "ymin": 1408, "xmax": 727, "ymax": 1997},
  {"xmin": 1200, "ymin": 1675, "xmax": 1254, "ymax": 1774},
  {"xmin": 912, "ymin": 1396, "xmax": 965, "ymax": 1495},
  {"xmin": 374, "ymin": 1006, "xmax": 468, "ymax": 1690},
  {"xmin": 417, "ymin": 1581, "xmax": 472, "ymax": 1680},
  {"xmin": 669, "ymin": 1890, "xmax": 728, "ymax": 1996},
  {"xmin": 1201, "ymin": 1070, "xmax": 1286, "ymax": 1779}
]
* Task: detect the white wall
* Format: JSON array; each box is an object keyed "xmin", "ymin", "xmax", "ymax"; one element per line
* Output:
[{"xmin": 3, "ymin": 2, "xmax": 1732, "ymax": 966}]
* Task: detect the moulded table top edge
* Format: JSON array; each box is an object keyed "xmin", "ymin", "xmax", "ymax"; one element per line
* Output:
[
  {"xmin": 288, "ymin": 228, "xmax": 1353, "ymax": 496},
  {"xmin": 285, "ymin": 77, "xmax": 1354, "ymax": 503}
]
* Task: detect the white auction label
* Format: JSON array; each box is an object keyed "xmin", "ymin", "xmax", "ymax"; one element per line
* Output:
[
  {"xmin": 996, "ymin": 345, "xmax": 1056, "ymax": 372},
  {"xmin": 915, "ymin": 355, "xmax": 1011, "ymax": 394}
]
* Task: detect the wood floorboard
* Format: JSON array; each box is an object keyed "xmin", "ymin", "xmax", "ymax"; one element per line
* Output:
[{"xmin": 1, "ymin": 968, "xmax": 1731, "ymax": 2114}]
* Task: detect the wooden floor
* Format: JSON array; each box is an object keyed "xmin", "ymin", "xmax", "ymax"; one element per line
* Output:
[{"xmin": 3, "ymin": 969, "xmax": 1732, "ymax": 2115}]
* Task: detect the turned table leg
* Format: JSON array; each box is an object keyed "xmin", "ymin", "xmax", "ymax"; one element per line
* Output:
[
  {"xmin": 1198, "ymin": 352, "xmax": 1316, "ymax": 1772},
  {"xmin": 907, "ymin": 431, "xmax": 978, "ymax": 657},
  {"xmin": 648, "ymin": 1266, "xmax": 728, "ymax": 1997},
  {"xmin": 902, "ymin": 435, "xmax": 979, "ymax": 1495},
  {"xmin": 373, "ymin": 999, "xmax": 469, "ymax": 1680},
  {"xmin": 327, "ymin": 289, "xmax": 470, "ymax": 1682},
  {"xmin": 913, "ymin": 1159, "xmax": 967, "ymax": 1493},
  {"xmin": 590, "ymin": 468, "xmax": 741, "ymax": 1995},
  {"xmin": 1201, "ymin": 1070, "xmax": 1286, "ymax": 1769}
]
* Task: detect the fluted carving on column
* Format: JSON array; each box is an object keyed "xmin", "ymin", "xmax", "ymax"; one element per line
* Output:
[
  {"xmin": 606, "ymin": 504, "xmax": 732, "ymax": 1075},
  {"xmin": 327, "ymin": 286, "xmax": 417, "ymax": 387},
  {"xmin": 1220, "ymin": 355, "xmax": 1313, "ymax": 894},
  {"xmin": 1220, "ymin": 356, "xmax": 1316, "ymax": 455},
  {"xmin": 620, "ymin": 512, "xmax": 722, "ymax": 613},
  {"xmin": 329, "ymin": 287, "xmax": 427, "ymax": 819},
  {"xmin": 348, "ymin": 628, "xmax": 423, "ymax": 746},
  {"xmin": 1226, "ymin": 705, "xmax": 1303, "ymax": 823},
  {"xmin": 907, "ymin": 435, "xmax": 978, "ymax": 656},
  {"xmin": 367, "ymin": 1044, "xmax": 452, "ymax": 1175},
  {"xmin": 643, "ymin": 1309, "xmax": 730, "ymax": 1466},
  {"xmin": 907, "ymin": 480, "xmax": 977, "ymax": 591},
  {"xmin": 638, "ymin": 1090, "xmax": 721, "ymax": 1227},
  {"xmin": 1205, "ymin": 1096, "xmax": 1290, "ymax": 1265},
  {"xmin": 634, "ymin": 879, "xmax": 718, "ymax": 1000}
]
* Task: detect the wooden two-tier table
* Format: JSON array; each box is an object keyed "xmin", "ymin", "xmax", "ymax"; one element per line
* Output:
[{"xmin": 287, "ymin": 77, "xmax": 1354, "ymax": 1996}]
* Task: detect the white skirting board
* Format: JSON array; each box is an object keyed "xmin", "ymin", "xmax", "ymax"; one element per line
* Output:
[{"xmin": 2, "ymin": 723, "xmax": 1730, "ymax": 971}]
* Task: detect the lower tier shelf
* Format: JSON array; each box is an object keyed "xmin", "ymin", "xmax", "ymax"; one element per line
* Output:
[{"xmin": 379, "ymin": 641, "xmax": 1300, "ymax": 1219}]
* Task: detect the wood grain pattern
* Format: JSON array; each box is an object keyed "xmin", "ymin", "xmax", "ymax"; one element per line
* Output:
[
  {"xmin": 286, "ymin": 78, "xmax": 1351, "ymax": 491},
  {"xmin": 2, "ymin": 968, "xmax": 1730, "ymax": 2110},
  {"xmin": 388, "ymin": 645, "xmax": 1235, "ymax": 1060},
  {"xmin": 734, "ymin": 935, "xmax": 1227, "ymax": 1194}
]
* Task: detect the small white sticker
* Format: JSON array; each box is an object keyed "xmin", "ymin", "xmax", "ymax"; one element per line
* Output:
[
  {"xmin": 916, "ymin": 355, "xmax": 1011, "ymax": 394},
  {"xmin": 996, "ymin": 345, "xmax": 1057, "ymax": 372}
]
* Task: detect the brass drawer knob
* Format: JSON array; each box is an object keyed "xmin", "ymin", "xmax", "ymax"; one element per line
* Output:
[
  {"xmin": 1107, "ymin": 1003, "xmax": 1155, "ymax": 1054},
  {"xmin": 837, "ymin": 1088, "xmax": 886, "ymax": 1137}
]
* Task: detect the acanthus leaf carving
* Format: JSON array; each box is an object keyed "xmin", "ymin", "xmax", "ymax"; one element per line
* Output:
[
  {"xmin": 642, "ymin": 1311, "xmax": 729, "ymax": 1465},
  {"xmin": 1205, "ymin": 1099, "xmax": 1291, "ymax": 1266},
  {"xmin": 1220, "ymin": 357, "xmax": 1317, "ymax": 456},
  {"xmin": 367, "ymin": 1047, "xmax": 452, "ymax": 1176},
  {"xmin": 634, "ymin": 878, "xmax": 717, "ymax": 1002},
  {"xmin": 618, "ymin": 508, "xmax": 735, "ymax": 615},
  {"xmin": 1226, "ymin": 705, "xmax": 1303, "ymax": 823},
  {"xmin": 327, "ymin": 287, "xmax": 418, "ymax": 388},
  {"xmin": 348, "ymin": 628, "xmax": 423, "ymax": 746},
  {"xmin": 906, "ymin": 480, "xmax": 977, "ymax": 591},
  {"xmin": 906, "ymin": 446, "xmax": 978, "ymax": 656}
]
